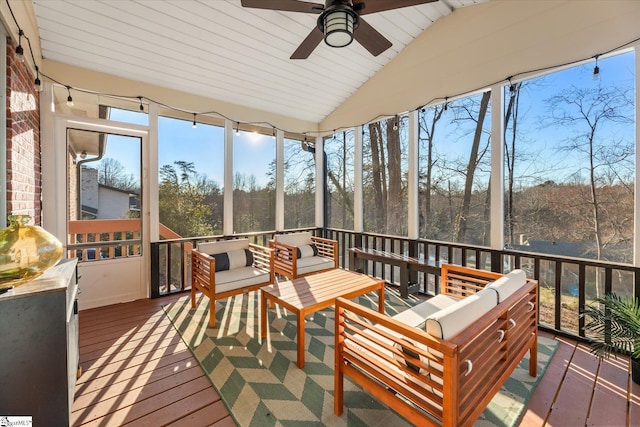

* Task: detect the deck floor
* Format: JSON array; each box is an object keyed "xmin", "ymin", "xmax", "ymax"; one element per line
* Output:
[{"xmin": 72, "ymin": 293, "xmax": 640, "ymax": 427}]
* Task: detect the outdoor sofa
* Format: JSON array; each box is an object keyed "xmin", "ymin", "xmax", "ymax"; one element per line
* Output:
[
  {"xmin": 269, "ymin": 231, "xmax": 338, "ymax": 279},
  {"xmin": 334, "ymin": 264, "xmax": 539, "ymax": 426},
  {"xmin": 191, "ymin": 238, "xmax": 274, "ymax": 327}
]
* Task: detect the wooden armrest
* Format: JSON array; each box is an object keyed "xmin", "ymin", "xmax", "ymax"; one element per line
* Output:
[
  {"xmin": 440, "ymin": 264, "xmax": 503, "ymax": 297},
  {"xmin": 270, "ymin": 241, "xmax": 297, "ymax": 277},
  {"xmin": 249, "ymin": 243, "xmax": 274, "ymax": 272},
  {"xmin": 311, "ymin": 237, "xmax": 338, "ymax": 267},
  {"xmin": 311, "ymin": 236, "xmax": 337, "ymax": 245}
]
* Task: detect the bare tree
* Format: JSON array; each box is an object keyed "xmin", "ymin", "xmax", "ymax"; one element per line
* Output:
[
  {"xmin": 452, "ymin": 91, "xmax": 491, "ymax": 242},
  {"xmin": 543, "ymin": 85, "xmax": 633, "ymax": 264},
  {"xmin": 504, "ymin": 82, "xmax": 522, "ymax": 245},
  {"xmin": 418, "ymin": 104, "xmax": 445, "ymax": 236},
  {"xmin": 97, "ymin": 157, "xmax": 138, "ymax": 191},
  {"xmin": 362, "ymin": 117, "xmax": 407, "ymax": 235}
]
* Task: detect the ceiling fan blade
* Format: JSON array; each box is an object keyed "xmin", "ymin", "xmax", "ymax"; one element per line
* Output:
[
  {"xmin": 354, "ymin": 18, "xmax": 392, "ymax": 56},
  {"xmin": 290, "ymin": 27, "xmax": 324, "ymax": 59},
  {"xmin": 355, "ymin": 0, "xmax": 437, "ymax": 16},
  {"xmin": 240, "ymin": 0, "xmax": 323, "ymax": 14}
]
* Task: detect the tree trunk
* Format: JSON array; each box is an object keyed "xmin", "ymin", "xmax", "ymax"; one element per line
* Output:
[
  {"xmin": 369, "ymin": 123, "xmax": 386, "ymax": 231},
  {"xmin": 387, "ymin": 119, "xmax": 402, "ymax": 235},
  {"xmin": 504, "ymin": 83, "xmax": 521, "ymax": 246},
  {"xmin": 455, "ymin": 91, "xmax": 491, "ymax": 242},
  {"xmin": 420, "ymin": 105, "xmax": 444, "ymax": 237}
]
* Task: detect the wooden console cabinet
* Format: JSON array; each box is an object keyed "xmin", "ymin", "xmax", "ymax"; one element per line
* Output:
[{"xmin": 0, "ymin": 259, "xmax": 79, "ymax": 426}]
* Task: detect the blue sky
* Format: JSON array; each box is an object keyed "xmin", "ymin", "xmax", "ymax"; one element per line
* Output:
[
  {"xmin": 106, "ymin": 110, "xmax": 277, "ymax": 186},
  {"xmin": 104, "ymin": 50, "xmax": 635, "ymax": 189}
]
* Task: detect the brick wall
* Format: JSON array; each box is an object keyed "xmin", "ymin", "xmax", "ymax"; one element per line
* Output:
[{"xmin": 6, "ymin": 37, "xmax": 41, "ymax": 225}]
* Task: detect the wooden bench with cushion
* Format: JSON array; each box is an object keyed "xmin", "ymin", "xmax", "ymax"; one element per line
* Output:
[
  {"xmin": 334, "ymin": 264, "xmax": 538, "ymax": 426},
  {"xmin": 269, "ymin": 231, "xmax": 338, "ymax": 280},
  {"xmin": 191, "ymin": 238, "xmax": 274, "ymax": 328}
]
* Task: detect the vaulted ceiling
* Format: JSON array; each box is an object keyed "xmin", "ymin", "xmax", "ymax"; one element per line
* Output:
[{"xmin": 31, "ymin": 0, "xmax": 487, "ymax": 124}]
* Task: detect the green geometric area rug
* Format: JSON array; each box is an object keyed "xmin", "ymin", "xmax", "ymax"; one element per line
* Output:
[{"xmin": 163, "ymin": 289, "xmax": 558, "ymax": 427}]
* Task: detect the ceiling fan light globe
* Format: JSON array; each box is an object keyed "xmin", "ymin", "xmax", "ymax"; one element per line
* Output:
[{"xmin": 324, "ymin": 10, "xmax": 354, "ymax": 48}]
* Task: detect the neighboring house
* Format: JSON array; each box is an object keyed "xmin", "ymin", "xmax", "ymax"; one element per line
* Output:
[{"xmin": 80, "ymin": 167, "xmax": 139, "ymax": 220}]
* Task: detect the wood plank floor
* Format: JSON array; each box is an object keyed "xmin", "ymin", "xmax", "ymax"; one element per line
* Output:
[{"xmin": 72, "ymin": 293, "xmax": 639, "ymax": 427}]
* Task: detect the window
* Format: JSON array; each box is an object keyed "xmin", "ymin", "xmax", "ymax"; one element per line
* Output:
[
  {"xmin": 504, "ymin": 51, "xmax": 635, "ymax": 264},
  {"xmin": 418, "ymin": 91, "xmax": 492, "ymax": 245},
  {"xmin": 233, "ymin": 130, "xmax": 275, "ymax": 233},
  {"xmin": 325, "ymin": 130, "xmax": 355, "ymax": 230},
  {"xmin": 67, "ymin": 127, "xmax": 142, "ymax": 260},
  {"xmin": 284, "ymin": 137, "xmax": 316, "ymax": 229},
  {"xmin": 362, "ymin": 116, "xmax": 408, "ymax": 236},
  {"xmin": 158, "ymin": 116, "xmax": 224, "ymax": 238}
]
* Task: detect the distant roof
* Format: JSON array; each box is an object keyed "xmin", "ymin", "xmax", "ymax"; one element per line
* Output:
[
  {"xmin": 511, "ymin": 239, "xmax": 592, "ymax": 258},
  {"xmin": 99, "ymin": 183, "xmax": 138, "ymax": 196}
]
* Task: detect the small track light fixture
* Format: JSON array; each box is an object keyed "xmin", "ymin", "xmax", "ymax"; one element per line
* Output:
[
  {"xmin": 15, "ymin": 29, "xmax": 24, "ymax": 63},
  {"xmin": 66, "ymin": 86, "xmax": 74, "ymax": 107},
  {"xmin": 235, "ymin": 122, "xmax": 240, "ymax": 136},
  {"xmin": 592, "ymin": 54, "xmax": 600, "ymax": 81},
  {"xmin": 393, "ymin": 115, "xmax": 399, "ymax": 131},
  {"xmin": 192, "ymin": 113, "xmax": 197, "ymax": 129},
  {"xmin": 138, "ymin": 96, "xmax": 144, "ymax": 112}
]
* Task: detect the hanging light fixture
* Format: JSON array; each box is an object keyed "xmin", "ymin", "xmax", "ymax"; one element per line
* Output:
[
  {"xmin": 15, "ymin": 29, "xmax": 25, "ymax": 63},
  {"xmin": 320, "ymin": 4, "xmax": 357, "ymax": 48},
  {"xmin": 592, "ymin": 54, "xmax": 600, "ymax": 81},
  {"xmin": 235, "ymin": 122, "xmax": 240, "ymax": 136},
  {"xmin": 393, "ymin": 115, "xmax": 399, "ymax": 131},
  {"xmin": 34, "ymin": 66, "xmax": 42, "ymax": 92},
  {"xmin": 138, "ymin": 96, "xmax": 144, "ymax": 112},
  {"xmin": 192, "ymin": 113, "xmax": 197, "ymax": 129},
  {"xmin": 66, "ymin": 86, "xmax": 74, "ymax": 107}
]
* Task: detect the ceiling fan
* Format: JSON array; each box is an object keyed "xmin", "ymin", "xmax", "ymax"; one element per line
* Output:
[{"xmin": 240, "ymin": 0, "xmax": 438, "ymax": 59}]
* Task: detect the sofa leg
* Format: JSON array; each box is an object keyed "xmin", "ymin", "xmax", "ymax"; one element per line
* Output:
[
  {"xmin": 334, "ymin": 370, "xmax": 344, "ymax": 415},
  {"xmin": 529, "ymin": 336, "xmax": 538, "ymax": 377},
  {"xmin": 191, "ymin": 286, "xmax": 196, "ymax": 308},
  {"xmin": 208, "ymin": 298, "xmax": 216, "ymax": 328}
]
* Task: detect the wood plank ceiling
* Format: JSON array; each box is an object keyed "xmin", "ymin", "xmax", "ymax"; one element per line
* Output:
[{"xmin": 32, "ymin": 0, "xmax": 487, "ymax": 123}]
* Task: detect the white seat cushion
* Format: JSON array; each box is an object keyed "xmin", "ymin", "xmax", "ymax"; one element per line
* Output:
[
  {"xmin": 486, "ymin": 269, "xmax": 527, "ymax": 303},
  {"xmin": 214, "ymin": 266, "xmax": 270, "ymax": 293},
  {"xmin": 296, "ymin": 256, "xmax": 334, "ymax": 275},
  {"xmin": 274, "ymin": 232, "xmax": 313, "ymax": 247},
  {"xmin": 391, "ymin": 294, "xmax": 460, "ymax": 328}
]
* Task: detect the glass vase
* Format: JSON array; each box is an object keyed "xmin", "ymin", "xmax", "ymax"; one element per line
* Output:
[{"xmin": 0, "ymin": 215, "xmax": 64, "ymax": 288}]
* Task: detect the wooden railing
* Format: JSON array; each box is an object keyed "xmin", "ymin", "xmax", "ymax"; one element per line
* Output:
[
  {"xmin": 150, "ymin": 227, "xmax": 639, "ymax": 340},
  {"xmin": 321, "ymin": 228, "xmax": 640, "ymax": 340},
  {"xmin": 68, "ymin": 219, "xmax": 142, "ymax": 261}
]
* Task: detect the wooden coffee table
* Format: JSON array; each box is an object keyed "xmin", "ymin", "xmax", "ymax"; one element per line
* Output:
[{"xmin": 260, "ymin": 268, "xmax": 385, "ymax": 368}]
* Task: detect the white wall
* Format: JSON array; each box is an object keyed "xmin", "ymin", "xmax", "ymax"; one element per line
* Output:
[
  {"xmin": 97, "ymin": 187, "xmax": 130, "ymax": 219},
  {"xmin": 80, "ymin": 167, "xmax": 99, "ymax": 212}
]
